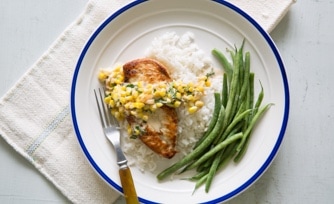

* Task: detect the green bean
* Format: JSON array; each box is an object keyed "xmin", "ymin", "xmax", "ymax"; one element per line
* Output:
[
  {"xmin": 234, "ymin": 135, "xmax": 250, "ymax": 163},
  {"xmin": 243, "ymin": 72, "xmax": 255, "ymax": 131},
  {"xmin": 205, "ymin": 149, "xmax": 223, "ymax": 192},
  {"xmin": 216, "ymin": 109, "xmax": 252, "ymax": 144},
  {"xmin": 193, "ymin": 93, "xmax": 221, "ymax": 149},
  {"xmin": 222, "ymin": 73, "xmax": 228, "ymax": 107},
  {"xmin": 192, "ymin": 174, "xmax": 208, "ymax": 194},
  {"xmin": 198, "ymin": 138, "xmax": 239, "ymax": 192},
  {"xmin": 237, "ymin": 48, "xmax": 245, "ymax": 94},
  {"xmin": 238, "ymin": 52, "xmax": 250, "ymax": 107},
  {"xmin": 180, "ymin": 146, "xmax": 213, "ymax": 174},
  {"xmin": 196, "ymin": 154, "xmax": 216, "ymax": 173},
  {"xmin": 192, "ymin": 170, "xmax": 209, "ymax": 181},
  {"xmin": 223, "ymin": 47, "xmax": 240, "ymax": 128},
  {"xmin": 157, "ymin": 106, "xmax": 226, "ymax": 180},
  {"xmin": 229, "ymin": 86, "xmax": 241, "ymax": 123},
  {"xmin": 185, "ymin": 133, "xmax": 243, "ymax": 171},
  {"xmin": 203, "ymin": 127, "xmax": 242, "ymax": 192},
  {"xmin": 213, "ymin": 103, "xmax": 247, "ymax": 145},
  {"xmin": 236, "ymin": 103, "xmax": 273, "ymax": 152},
  {"xmin": 177, "ymin": 160, "xmax": 196, "ymax": 175},
  {"xmin": 253, "ymin": 81, "xmax": 264, "ymax": 117},
  {"xmin": 181, "ymin": 169, "xmax": 208, "ymax": 182},
  {"xmin": 235, "ymin": 102, "xmax": 271, "ymax": 162},
  {"xmin": 212, "ymin": 49, "xmax": 233, "ymax": 83},
  {"xmin": 213, "ymin": 123, "xmax": 243, "ymax": 167},
  {"xmin": 229, "ymin": 46, "xmax": 236, "ymax": 62},
  {"xmin": 234, "ymin": 101, "xmax": 244, "ymax": 118},
  {"xmin": 217, "ymin": 141, "xmax": 238, "ymax": 169},
  {"xmin": 249, "ymin": 73, "xmax": 255, "ymax": 110}
]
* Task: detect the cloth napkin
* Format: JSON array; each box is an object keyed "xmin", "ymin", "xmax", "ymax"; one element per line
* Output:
[{"xmin": 0, "ymin": 0, "xmax": 295, "ymax": 203}]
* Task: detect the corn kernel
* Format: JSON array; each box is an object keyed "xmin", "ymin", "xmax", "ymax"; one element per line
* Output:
[
  {"xmin": 159, "ymin": 83, "xmax": 167, "ymax": 89},
  {"xmin": 205, "ymin": 80, "xmax": 211, "ymax": 87},
  {"xmin": 127, "ymin": 126, "xmax": 132, "ymax": 135},
  {"xmin": 111, "ymin": 109, "xmax": 117, "ymax": 115},
  {"xmin": 142, "ymin": 115, "xmax": 149, "ymax": 121},
  {"xmin": 134, "ymin": 102, "xmax": 145, "ymax": 109},
  {"xmin": 114, "ymin": 111, "xmax": 121, "ymax": 119},
  {"xmin": 176, "ymin": 92, "xmax": 182, "ymax": 99},
  {"xmin": 177, "ymin": 86, "xmax": 184, "ymax": 93},
  {"xmin": 133, "ymin": 90, "xmax": 139, "ymax": 98},
  {"xmin": 124, "ymin": 102, "xmax": 131, "ymax": 109},
  {"xmin": 104, "ymin": 96, "xmax": 111, "ymax": 104},
  {"xmin": 195, "ymin": 100, "xmax": 204, "ymax": 108},
  {"xmin": 125, "ymin": 95, "xmax": 133, "ymax": 101},
  {"xmin": 109, "ymin": 99, "xmax": 115, "ymax": 107},
  {"xmin": 188, "ymin": 106, "xmax": 198, "ymax": 114},
  {"xmin": 150, "ymin": 104, "xmax": 157, "ymax": 111},
  {"xmin": 118, "ymin": 106, "xmax": 124, "ymax": 113},
  {"xmin": 188, "ymin": 101, "xmax": 195, "ymax": 107},
  {"xmin": 174, "ymin": 101, "xmax": 181, "ymax": 108},
  {"xmin": 144, "ymin": 87, "xmax": 153, "ymax": 94},
  {"xmin": 98, "ymin": 72, "xmax": 108, "ymax": 82},
  {"xmin": 165, "ymin": 98, "xmax": 171, "ymax": 103},
  {"xmin": 197, "ymin": 86, "xmax": 205, "ymax": 92},
  {"xmin": 153, "ymin": 91, "xmax": 160, "ymax": 98},
  {"xmin": 115, "ymin": 79, "xmax": 122, "ymax": 84},
  {"xmin": 112, "ymin": 92, "xmax": 117, "ymax": 99},
  {"xmin": 114, "ymin": 65, "xmax": 121, "ymax": 71},
  {"xmin": 199, "ymin": 76, "xmax": 206, "ymax": 81},
  {"xmin": 187, "ymin": 95, "xmax": 195, "ymax": 101},
  {"xmin": 120, "ymin": 97, "xmax": 126, "ymax": 104},
  {"xmin": 174, "ymin": 81, "xmax": 181, "ymax": 87},
  {"xmin": 159, "ymin": 89, "xmax": 166, "ymax": 97},
  {"xmin": 134, "ymin": 128, "xmax": 140, "ymax": 135},
  {"xmin": 156, "ymin": 102, "xmax": 163, "ymax": 108}
]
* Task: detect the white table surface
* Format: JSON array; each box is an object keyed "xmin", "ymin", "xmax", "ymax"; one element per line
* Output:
[{"xmin": 1, "ymin": 1, "xmax": 333, "ymax": 204}]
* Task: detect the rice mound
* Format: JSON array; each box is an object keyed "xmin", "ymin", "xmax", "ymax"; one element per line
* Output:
[{"xmin": 121, "ymin": 32, "xmax": 222, "ymax": 172}]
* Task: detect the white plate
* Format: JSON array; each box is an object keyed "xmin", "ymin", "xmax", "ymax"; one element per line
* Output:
[{"xmin": 70, "ymin": 0, "xmax": 289, "ymax": 203}]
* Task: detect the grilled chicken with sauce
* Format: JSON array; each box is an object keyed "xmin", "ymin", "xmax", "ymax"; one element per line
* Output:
[{"xmin": 123, "ymin": 58, "xmax": 178, "ymax": 159}]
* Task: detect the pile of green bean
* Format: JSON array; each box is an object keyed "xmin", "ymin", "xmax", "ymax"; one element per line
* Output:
[{"xmin": 157, "ymin": 40, "xmax": 272, "ymax": 193}]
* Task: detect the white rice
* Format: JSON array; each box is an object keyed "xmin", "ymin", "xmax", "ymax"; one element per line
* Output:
[{"xmin": 121, "ymin": 32, "xmax": 222, "ymax": 172}]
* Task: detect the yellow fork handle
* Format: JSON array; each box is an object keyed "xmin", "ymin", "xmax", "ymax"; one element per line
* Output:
[{"xmin": 119, "ymin": 167, "xmax": 139, "ymax": 204}]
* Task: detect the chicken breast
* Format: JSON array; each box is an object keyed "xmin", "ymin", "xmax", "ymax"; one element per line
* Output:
[{"xmin": 123, "ymin": 58, "xmax": 178, "ymax": 159}]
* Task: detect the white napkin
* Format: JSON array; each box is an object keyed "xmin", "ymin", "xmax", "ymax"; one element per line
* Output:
[{"xmin": 0, "ymin": 0, "xmax": 295, "ymax": 203}]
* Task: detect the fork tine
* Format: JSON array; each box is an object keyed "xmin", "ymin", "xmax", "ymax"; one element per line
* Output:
[
  {"xmin": 108, "ymin": 106, "xmax": 120, "ymax": 128},
  {"xmin": 94, "ymin": 89, "xmax": 106, "ymax": 127},
  {"xmin": 94, "ymin": 88, "xmax": 119, "ymax": 128},
  {"xmin": 99, "ymin": 88, "xmax": 110, "ymax": 126},
  {"xmin": 110, "ymin": 112, "xmax": 119, "ymax": 127},
  {"xmin": 94, "ymin": 88, "xmax": 112, "ymax": 128},
  {"xmin": 99, "ymin": 88, "xmax": 120, "ymax": 128}
]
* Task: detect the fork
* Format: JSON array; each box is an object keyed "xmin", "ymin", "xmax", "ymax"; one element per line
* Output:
[{"xmin": 94, "ymin": 88, "xmax": 139, "ymax": 204}]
